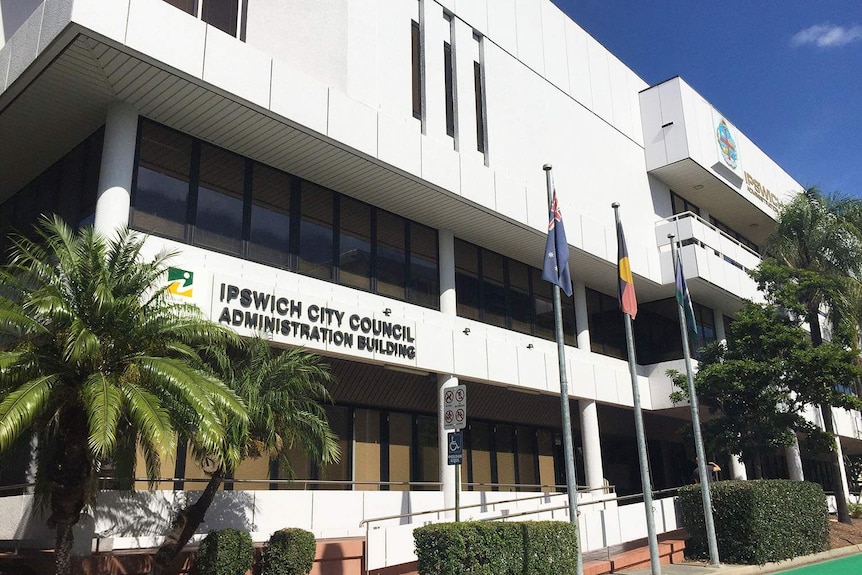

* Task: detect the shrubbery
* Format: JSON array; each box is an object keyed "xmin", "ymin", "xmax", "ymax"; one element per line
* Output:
[
  {"xmin": 262, "ymin": 528, "xmax": 317, "ymax": 575},
  {"xmin": 678, "ymin": 480, "xmax": 828, "ymax": 565},
  {"xmin": 414, "ymin": 521, "xmax": 577, "ymax": 575},
  {"xmin": 195, "ymin": 529, "xmax": 254, "ymax": 575}
]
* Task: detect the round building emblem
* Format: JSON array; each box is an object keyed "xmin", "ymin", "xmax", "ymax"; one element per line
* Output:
[{"xmin": 716, "ymin": 119, "xmax": 738, "ymax": 169}]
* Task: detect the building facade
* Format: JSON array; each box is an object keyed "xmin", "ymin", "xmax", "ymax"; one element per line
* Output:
[{"xmin": 1, "ymin": 0, "xmax": 860, "ymax": 564}]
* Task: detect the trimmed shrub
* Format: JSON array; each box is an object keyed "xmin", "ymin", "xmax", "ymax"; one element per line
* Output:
[
  {"xmin": 414, "ymin": 521, "xmax": 577, "ymax": 575},
  {"xmin": 678, "ymin": 479, "xmax": 828, "ymax": 565},
  {"xmin": 195, "ymin": 529, "xmax": 254, "ymax": 575},
  {"xmin": 520, "ymin": 521, "xmax": 579, "ymax": 575},
  {"xmin": 262, "ymin": 528, "xmax": 317, "ymax": 575}
]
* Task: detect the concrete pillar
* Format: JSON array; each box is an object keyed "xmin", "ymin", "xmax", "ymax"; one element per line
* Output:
[
  {"xmin": 437, "ymin": 229, "xmax": 458, "ymax": 515},
  {"xmin": 94, "ymin": 102, "xmax": 138, "ymax": 237},
  {"xmin": 712, "ymin": 307, "xmax": 726, "ymax": 346},
  {"xmin": 573, "ymin": 281, "xmax": 604, "ymax": 492},
  {"xmin": 834, "ymin": 427, "xmax": 851, "ymax": 504},
  {"xmin": 579, "ymin": 399, "xmax": 604, "ymax": 491},
  {"xmin": 785, "ymin": 439, "xmax": 804, "ymax": 481},
  {"xmin": 729, "ymin": 454, "xmax": 748, "ymax": 480}
]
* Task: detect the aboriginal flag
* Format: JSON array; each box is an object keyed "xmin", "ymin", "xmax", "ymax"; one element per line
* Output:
[{"xmin": 616, "ymin": 220, "xmax": 637, "ymax": 319}]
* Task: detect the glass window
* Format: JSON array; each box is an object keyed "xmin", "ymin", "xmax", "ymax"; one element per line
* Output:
[
  {"xmin": 415, "ymin": 415, "xmax": 438, "ymax": 491},
  {"xmin": 411, "ymin": 20, "xmax": 422, "ymax": 120},
  {"xmin": 532, "ymin": 268, "xmax": 554, "ymax": 341},
  {"xmin": 389, "ymin": 412, "xmax": 412, "ymax": 491},
  {"xmin": 132, "ymin": 121, "xmax": 192, "ymax": 241},
  {"xmin": 163, "ymin": 0, "xmax": 195, "ymax": 15},
  {"xmin": 587, "ymin": 288, "xmax": 626, "ymax": 360},
  {"xmin": 482, "ymin": 251, "xmax": 506, "ymax": 328},
  {"xmin": 321, "ymin": 405, "xmax": 351, "ymax": 489},
  {"xmin": 298, "ymin": 182, "xmax": 334, "ymax": 281},
  {"xmin": 634, "ymin": 298, "xmax": 682, "ymax": 364},
  {"xmin": 338, "ymin": 197, "xmax": 372, "ymax": 291},
  {"xmin": 409, "ymin": 223, "xmax": 439, "ymax": 309},
  {"xmin": 561, "ymin": 292, "xmax": 577, "ymax": 347},
  {"xmin": 692, "ymin": 301, "xmax": 716, "ymax": 358},
  {"xmin": 474, "ymin": 58, "xmax": 486, "ymax": 154},
  {"xmin": 455, "ymin": 240, "xmax": 481, "ymax": 320},
  {"xmin": 194, "ymin": 143, "xmax": 245, "ymax": 255},
  {"xmin": 376, "ymin": 210, "xmax": 406, "ymax": 299},
  {"xmin": 444, "ymin": 41, "xmax": 455, "ymax": 138},
  {"xmin": 516, "ymin": 427, "xmax": 538, "ymax": 491},
  {"xmin": 509, "ymin": 261, "xmax": 532, "ymax": 335},
  {"xmin": 496, "ymin": 424, "xmax": 516, "ymax": 491},
  {"xmin": 249, "ymin": 163, "xmax": 291, "ymax": 268},
  {"xmin": 201, "ymin": 0, "xmax": 238, "ymax": 36},
  {"xmin": 354, "ymin": 408, "xmax": 380, "ymax": 491},
  {"xmin": 467, "ymin": 421, "xmax": 492, "ymax": 491}
]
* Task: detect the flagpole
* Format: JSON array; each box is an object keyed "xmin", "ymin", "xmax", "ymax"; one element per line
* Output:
[
  {"xmin": 612, "ymin": 203, "xmax": 661, "ymax": 575},
  {"xmin": 544, "ymin": 164, "xmax": 583, "ymax": 575},
  {"xmin": 669, "ymin": 234, "xmax": 720, "ymax": 565}
]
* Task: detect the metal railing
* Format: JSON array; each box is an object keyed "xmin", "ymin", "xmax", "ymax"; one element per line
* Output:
[{"xmin": 659, "ymin": 211, "xmax": 761, "ymax": 273}]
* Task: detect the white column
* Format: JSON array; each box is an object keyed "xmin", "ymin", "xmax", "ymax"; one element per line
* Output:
[
  {"xmin": 729, "ymin": 454, "xmax": 748, "ymax": 480},
  {"xmin": 94, "ymin": 102, "xmax": 138, "ymax": 237},
  {"xmin": 573, "ymin": 281, "xmax": 604, "ymax": 491},
  {"xmin": 835, "ymin": 427, "xmax": 851, "ymax": 503},
  {"xmin": 785, "ymin": 439, "xmax": 805, "ymax": 481},
  {"xmin": 712, "ymin": 307, "xmax": 726, "ymax": 346},
  {"xmin": 579, "ymin": 399, "xmax": 604, "ymax": 491},
  {"xmin": 437, "ymin": 230, "xmax": 458, "ymax": 515}
]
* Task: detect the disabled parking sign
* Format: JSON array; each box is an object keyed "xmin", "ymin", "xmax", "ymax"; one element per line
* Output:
[{"xmin": 447, "ymin": 431, "xmax": 463, "ymax": 465}]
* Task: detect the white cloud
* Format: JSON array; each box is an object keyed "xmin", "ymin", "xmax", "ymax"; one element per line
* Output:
[{"xmin": 792, "ymin": 24, "xmax": 862, "ymax": 47}]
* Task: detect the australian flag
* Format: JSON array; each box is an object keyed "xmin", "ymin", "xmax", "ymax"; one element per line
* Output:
[{"xmin": 541, "ymin": 190, "xmax": 573, "ymax": 297}]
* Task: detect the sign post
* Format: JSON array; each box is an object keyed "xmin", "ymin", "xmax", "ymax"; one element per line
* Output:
[{"xmin": 444, "ymin": 385, "xmax": 467, "ymax": 521}]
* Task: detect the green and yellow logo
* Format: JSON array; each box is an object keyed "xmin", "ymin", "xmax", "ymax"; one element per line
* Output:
[{"xmin": 167, "ymin": 267, "xmax": 194, "ymax": 297}]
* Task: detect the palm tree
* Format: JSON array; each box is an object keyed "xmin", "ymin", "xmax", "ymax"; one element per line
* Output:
[
  {"xmin": 756, "ymin": 187, "xmax": 862, "ymax": 524},
  {"xmin": 0, "ymin": 216, "xmax": 247, "ymax": 575},
  {"xmin": 149, "ymin": 337, "xmax": 340, "ymax": 575}
]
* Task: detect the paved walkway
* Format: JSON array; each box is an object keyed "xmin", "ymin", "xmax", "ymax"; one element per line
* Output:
[{"xmin": 616, "ymin": 543, "xmax": 862, "ymax": 575}]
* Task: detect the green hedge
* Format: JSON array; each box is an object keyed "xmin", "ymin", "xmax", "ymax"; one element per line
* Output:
[
  {"xmin": 678, "ymin": 479, "xmax": 828, "ymax": 565},
  {"xmin": 414, "ymin": 521, "xmax": 577, "ymax": 575},
  {"xmin": 262, "ymin": 528, "xmax": 317, "ymax": 575},
  {"xmin": 196, "ymin": 529, "xmax": 254, "ymax": 575}
]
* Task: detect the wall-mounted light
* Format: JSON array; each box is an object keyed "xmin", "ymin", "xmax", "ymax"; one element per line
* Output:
[
  {"xmin": 383, "ymin": 308, "xmax": 392, "ymax": 316},
  {"xmin": 463, "ymin": 328, "xmax": 471, "ymax": 335},
  {"xmin": 527, "ymin": 343, "xmax": 534, "ymax": 349}
]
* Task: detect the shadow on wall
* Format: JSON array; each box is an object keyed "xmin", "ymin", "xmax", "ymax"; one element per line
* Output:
[{"xmin": 9, "ymin": 489, "xmax": 256, "ymax": 555}]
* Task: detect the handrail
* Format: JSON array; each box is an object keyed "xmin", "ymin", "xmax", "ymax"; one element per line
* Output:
[
  {"xmin": 661, "ymin": 210, "xmax": 761, "ymax": 260},
  {"xmin": 359, "ymin": 483, "xmax": 615, "ymax": 528}
]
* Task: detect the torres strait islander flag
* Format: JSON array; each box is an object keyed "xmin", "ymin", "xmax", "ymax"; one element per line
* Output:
[
  {"xmin": 616, "ymin": 220, "xmax": 637, "ymax": 319},
  {"xmin": 675, "ymin": 254, "xmax": 698, "ymax": 336}
]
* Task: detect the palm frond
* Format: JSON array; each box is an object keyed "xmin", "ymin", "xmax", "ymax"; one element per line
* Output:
[
  {"xmin": 82, "ymin": 373, "xmax": 123, "ymax": 460},
  {"xmin": 0, "ymin": 374, "xmax": 58, "ymax": 453}
]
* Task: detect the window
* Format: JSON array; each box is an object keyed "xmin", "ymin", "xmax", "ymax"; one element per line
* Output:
[
  {"xmin": 586, "ymin": 288, "xmax": 626, "ymax": 360},
  {"xmin": 455, "ymin": 238, "xmax": 577, "ymax": 345},
  {"xmin": 131, "ymin": 119, "xmax": 440, "ymax": 309},
  {"xmin": 408, "ymin": 223, "xmax": 439, "ymax": 308},
  {"xmin": 249, "ymin": 163, "xmax": 292, "ymax": 269},
  {"xmin": 338, "ymin": 196, "xmax": 372, "ymax": 291},
  {"xmin": 201, "ymin": 0, "xmax": 238, "ymax": 36},
  {"xmin": 444, "ymin": 41, "xmax": 455, "ymax": 138},
  {"xmin": 473, "ymin": 32, "xmax": 487, "ymax": 155},
  {"xmin": 161, "ymin": 0, "xmax": 244, "ymax": 40},
  {"xmin": 377, "ymin": 211, "xmax": 407, "ymax": 299},
  {"xmin": 298, "ymin": 182, "xmax": 334, "ymax": 281},
  {"xmin": 411, "ymin": 20, "xmax": 422, "ymax": 120},
  {"xmin": 455, "ymin": 240, "xmax": 481, "ymax": 320},
  {"xmin": 670, "ymin": 191, "xmax": 700, "ymax": 217},
  {"xmin": 194, "ymin": 143, "xmax": 245, "ymax": 255},
  {"xmin": 132, "ymin": 122, "xmax": 192, "ymax": 242}
]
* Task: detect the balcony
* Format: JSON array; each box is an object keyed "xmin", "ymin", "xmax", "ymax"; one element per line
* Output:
[{"xmin": 655, "ymin": 211, "xmax": 762, "ymax": 304}]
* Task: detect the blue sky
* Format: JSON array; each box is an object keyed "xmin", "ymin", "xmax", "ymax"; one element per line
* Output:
[{"xmin": 553, "ymin": 1, "xmax": 862, "ymax": 199}]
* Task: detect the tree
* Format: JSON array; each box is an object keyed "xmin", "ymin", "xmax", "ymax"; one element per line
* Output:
[
  {"xmin": 670, "ymin": 302, "xmax": 862, "ymax": 478},
  {"xmin": 0, "ymin": 217, "xmax": 247, "ymax": 575},
  {"xmin": 753, "ymin": 187, "xmax": 862, "ymax": 523},
  {"xmin": 149, "ymin": 337, "xmax": 340, "ymax": 575}
]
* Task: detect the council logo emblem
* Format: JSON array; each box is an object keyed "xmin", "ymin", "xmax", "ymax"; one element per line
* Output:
[
  {"xmin": 716, "ymin": 119, "xmax": 738, "ymax": 170},
  {"xmin": 167, "ymin": 267, "xmax": 194, "ymax": 297}
]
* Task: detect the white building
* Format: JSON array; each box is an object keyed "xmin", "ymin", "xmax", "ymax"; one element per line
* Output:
[{"xmin": 0, "ymin": 0, "xmax": 860, "ymax": 569}]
